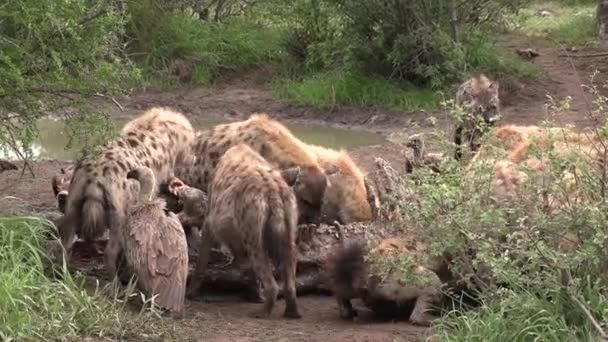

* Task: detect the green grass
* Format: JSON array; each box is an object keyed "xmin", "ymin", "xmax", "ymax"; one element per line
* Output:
[
  {"xmin": 464, "ymin": 29, "xmax": 543, "ymax": 80},
  {"xmin": 272, "ymin": 70, "xmax": 440, "ymax": 111},
  {"xmin": 0, "ymin": 216, "xmax": 167, "ymax": 340},
  {"xmin": 128, "ymin": 2, "xmax": 284, "ymax": 86},
  {"xmin": 435, "ymin": 288, "xmax": 608, "ymax": 342},
  {"xmin": 516, "ymin": 2, "xmax": 596, "ymax": 46}
]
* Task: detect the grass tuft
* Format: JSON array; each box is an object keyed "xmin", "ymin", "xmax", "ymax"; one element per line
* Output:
[
  {"xmin": 272, "ymin": 70, "xmax": 440, "ymax": 111},
  {"xmin": 515, "ymin": 2, "xmax": 596, "ymax": 46},
  {"xmin": 0, "ymin": 216, "xmax": 168, "ymax": 340}
]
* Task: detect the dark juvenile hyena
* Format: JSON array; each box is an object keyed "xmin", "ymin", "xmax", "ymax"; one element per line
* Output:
[
  {"xmin": 61, "ymin": 107, "xmax": 194, "ymax": 269},
  {"xmin": 186, "ymin": 143, "xmax": 302, "ymax": 319},
  {"xmin": 177, "ymin": 114, "xmax": 334, "ymax": 223},
  {"xmin": 453, "ymin": 74, "xmax": 501, "ymax": 161},
  {"xmin": 119, "ymin": 166, "xmax": 188, "ymax": 318},
  {"xmin": 325, "ymin": 237, "xmax": 443, "ymax": 326},
  {"xmin": 51, "ymin": 165, "xmax": 75, "ymax": 213}
]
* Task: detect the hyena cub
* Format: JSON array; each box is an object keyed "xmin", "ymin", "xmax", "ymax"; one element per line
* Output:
[
  {"xmin": 453, "ymin": 74, "xmax": 501, "ymax": 161},
  {"xmin": 119, "ymin": 167, "xmax": 188, "ymax": 318},
  {"xmin": 51, "ymin": 165, "xmax": 75, "ymax": 213},
  {"xmin": 179, "ymin": 114, "xmax": 334, "ymax": 223},
  {"xmin": 187, "ymin": 143, "xmax": 302, "ymax": 319},
  {"xmin": 325, "ymin": 237, "xmax": 443, "ymax": 326},
  {"xmin": 61, "ymin": 107, "xmax": 194, "ymax": 266}
]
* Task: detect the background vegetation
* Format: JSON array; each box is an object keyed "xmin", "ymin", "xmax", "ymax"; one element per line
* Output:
[{"xmin": 0, "ymin": 0, "xmax": 606, "ymax": 340}]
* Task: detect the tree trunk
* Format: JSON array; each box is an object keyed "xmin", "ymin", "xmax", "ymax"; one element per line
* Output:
[{"xmin": 598, "ymin": 0, "xmax": 608, "ymax": 40}]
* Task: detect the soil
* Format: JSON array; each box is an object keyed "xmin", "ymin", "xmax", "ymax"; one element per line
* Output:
[{"xmin": 2, "ymin": 39, "xmax": 608, "ymax": 341}]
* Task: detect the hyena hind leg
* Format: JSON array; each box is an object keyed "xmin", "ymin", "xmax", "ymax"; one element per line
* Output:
[
  {"xmin": 281, "ymin": 250, "xmax": 301, "ymax": 319},
  {"xmin": 249, "ymin": 251, "xmax": 279, "ymax": 319},
  {"xmin": 409, "ymin": 294, "xmax": 438, "ymax": 327}
]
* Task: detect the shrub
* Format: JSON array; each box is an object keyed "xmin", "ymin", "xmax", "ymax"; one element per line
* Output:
[
  {"xmin": 377, "ymin": 79, "xmax": 608, "ymax": 339},
  {"xmin": 0, "ymin": 1, "xmax": 140, "ymax": 162},
  {"xmin": 127, "ymin": 0, "xmax": 283, "ymax": 84},
  {"xmin": 281, "ymin": 0, "xmax": 527, "ymax": 88}
]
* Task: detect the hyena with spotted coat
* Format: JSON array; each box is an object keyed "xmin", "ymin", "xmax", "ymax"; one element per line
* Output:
[
  {"xmin": 61, "ymin": 107, "xmax": 194, "ymax": 271},
  {"xmin": 178, "ymin": 114, "xmax": 333, "ymax": 222},
  {"xmin": 453, "ymin": 74, "xmax": 501, "ymax": 161},
  {"xmin": 187, "ymin": 143, "xmax": 302, "ymax": 319},
  {"xmin": 305, "ymin": 144, "xmax": 372, "ymax": 224}
]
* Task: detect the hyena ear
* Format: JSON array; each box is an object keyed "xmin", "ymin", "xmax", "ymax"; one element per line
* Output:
[
  {"xmin": 324, "ymin": 164, "xmax": 339, "ymax": 177},
  {"xmin": 60, "ymin": 168, "xmax": 66, "ymax": 174},
  {"xmin": 280, "ymin": 167, "xmax": 301, "ymax": 187}
]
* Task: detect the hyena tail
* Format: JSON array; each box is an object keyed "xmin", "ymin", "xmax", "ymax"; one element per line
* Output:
[
  {"xmin": 62, "ymin": 173, "xmax": 111, "ymax": 244},
  {"xmin": 325, "ymin": 240, "xmax": 368, "ymax": 295},
  {"xmin": 263, "ymin": 187, "xmax": 297, "ymax": 268},
  {"xmin": 80, "ymin": 180, "xmax": 112, "ymax": 241}
]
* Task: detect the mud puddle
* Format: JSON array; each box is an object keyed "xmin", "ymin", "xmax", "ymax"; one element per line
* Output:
[{"xmin": 1, "ymin": 116, "xmax": 386, "ymax": 160}]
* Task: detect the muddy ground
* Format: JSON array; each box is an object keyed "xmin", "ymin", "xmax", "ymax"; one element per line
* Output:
[{"xmin": 1, "ymin": 39, "xmax": 608, "ymax": 341}]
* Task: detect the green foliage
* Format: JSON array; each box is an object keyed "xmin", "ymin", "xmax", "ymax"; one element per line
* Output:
[
  {"xmin": 515, "ymin": 2, "xmax": 596, "ymax": 46},
  {"xmin": 383, "ymin": 86, "xmax": 608, "ymax": 339},
  {"xmin": 280, "ymin": 0, "xmax": 528, "ymax": 88},
  {"xmin": 0, "ymin": 0, "xmax": 140, "ymax": 161},
  {"xmin": 272, "ymin": 70, "xmax": 440, "ymax": 110},
  {"xmin": 0, "ymin": 216, "xmax": 164, "ymax": 340},
  {"xmin": 463, "ymin": 28, "xmax": 543, "ymax": 80},
  {"xmin": 127, "ymin": 0, "xmax": 283, "ymax": 85},
  {"xmin": 436, "ymin": 288, "xmax": 607, "ymax": 341}
]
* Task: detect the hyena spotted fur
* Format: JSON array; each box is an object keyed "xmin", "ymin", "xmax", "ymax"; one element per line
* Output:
[
  {"xmin": 187, "ymin": 143, "xmax": 302, "ymax": 319},
  {"xmin": 61, "ymin": 107, "xmax": 194, "ymax": 263},
  {"xmin": 453, "ymin": 74, "xmax": 501, "ymax": 161},
  {"xmin": 305, "ymin": 144, "xmax": 372, "ymax": 224},
  {"xmin": 178, "ymin": 114, "xmax": 334, "ymax": 222},
  {"xmin": 325, "ymin": 237, "xmax": 443, "ymax": 326}
]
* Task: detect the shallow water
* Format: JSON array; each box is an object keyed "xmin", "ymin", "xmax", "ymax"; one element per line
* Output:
[{"xmin": 0, "ymin": 116, "xmax": 386, "ymax": 160}]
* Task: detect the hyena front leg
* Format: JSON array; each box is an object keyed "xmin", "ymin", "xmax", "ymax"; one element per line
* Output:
[
  {"xmin": 453, "ymin": 124, "xmax": 464, "ymax": 161},
  {"xmin": 187, "ymin": 222, "xmax": 213, "ymax": 299}
]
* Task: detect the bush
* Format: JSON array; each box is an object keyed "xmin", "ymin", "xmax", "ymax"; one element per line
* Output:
[
  {"xmin": 0, "ymin": 1, "xmax": 140, "ymax": 161},
  {"xmin": 127, "ymin": 0, "xmax": 283, "ymax": 84},
  {"xmin": 377, "ymin": 84, "xmax": 608, "ymax": 339},
  {"xmin": 281, "ymin": 0, "xmax": 527, "ymax": 88}
]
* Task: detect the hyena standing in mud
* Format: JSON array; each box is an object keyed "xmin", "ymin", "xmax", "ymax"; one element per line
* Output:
[
  {"xmin": 453, "ymin": 74, "xmax": 501, "ymax": 161},
  {"xmin": 61, "ymin": 107, "xmax": 194, "ymax": 276},
  {"xmin": 176, "ymin": 114, "xmax": 334, "ymax": 223},
  {"xmin": 185, "ymin": 143, "xmax": 302, "ymax": 319}
]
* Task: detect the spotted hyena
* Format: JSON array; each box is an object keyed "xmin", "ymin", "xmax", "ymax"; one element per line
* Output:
[
  {"xmin": 325, "ymin": 237, "xmax": 443, "ymax": 326},
  {"xmin": 305, "ymin": 144, "xmax": 372, "ymax": 224},
  {"xmin": 177, "ymin": 114, "xmax": 335, "ymax": 223},
  {"xmin": 61, "ymin": 107, "xmax": 194, "ymax": 271},
  {"xmin": 453, "ymin": 74, "xmax": 501, "ymax": 161},
  {"xmin": 186, "ymin": 143, "xmax": 302, "ymax": 319}
]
